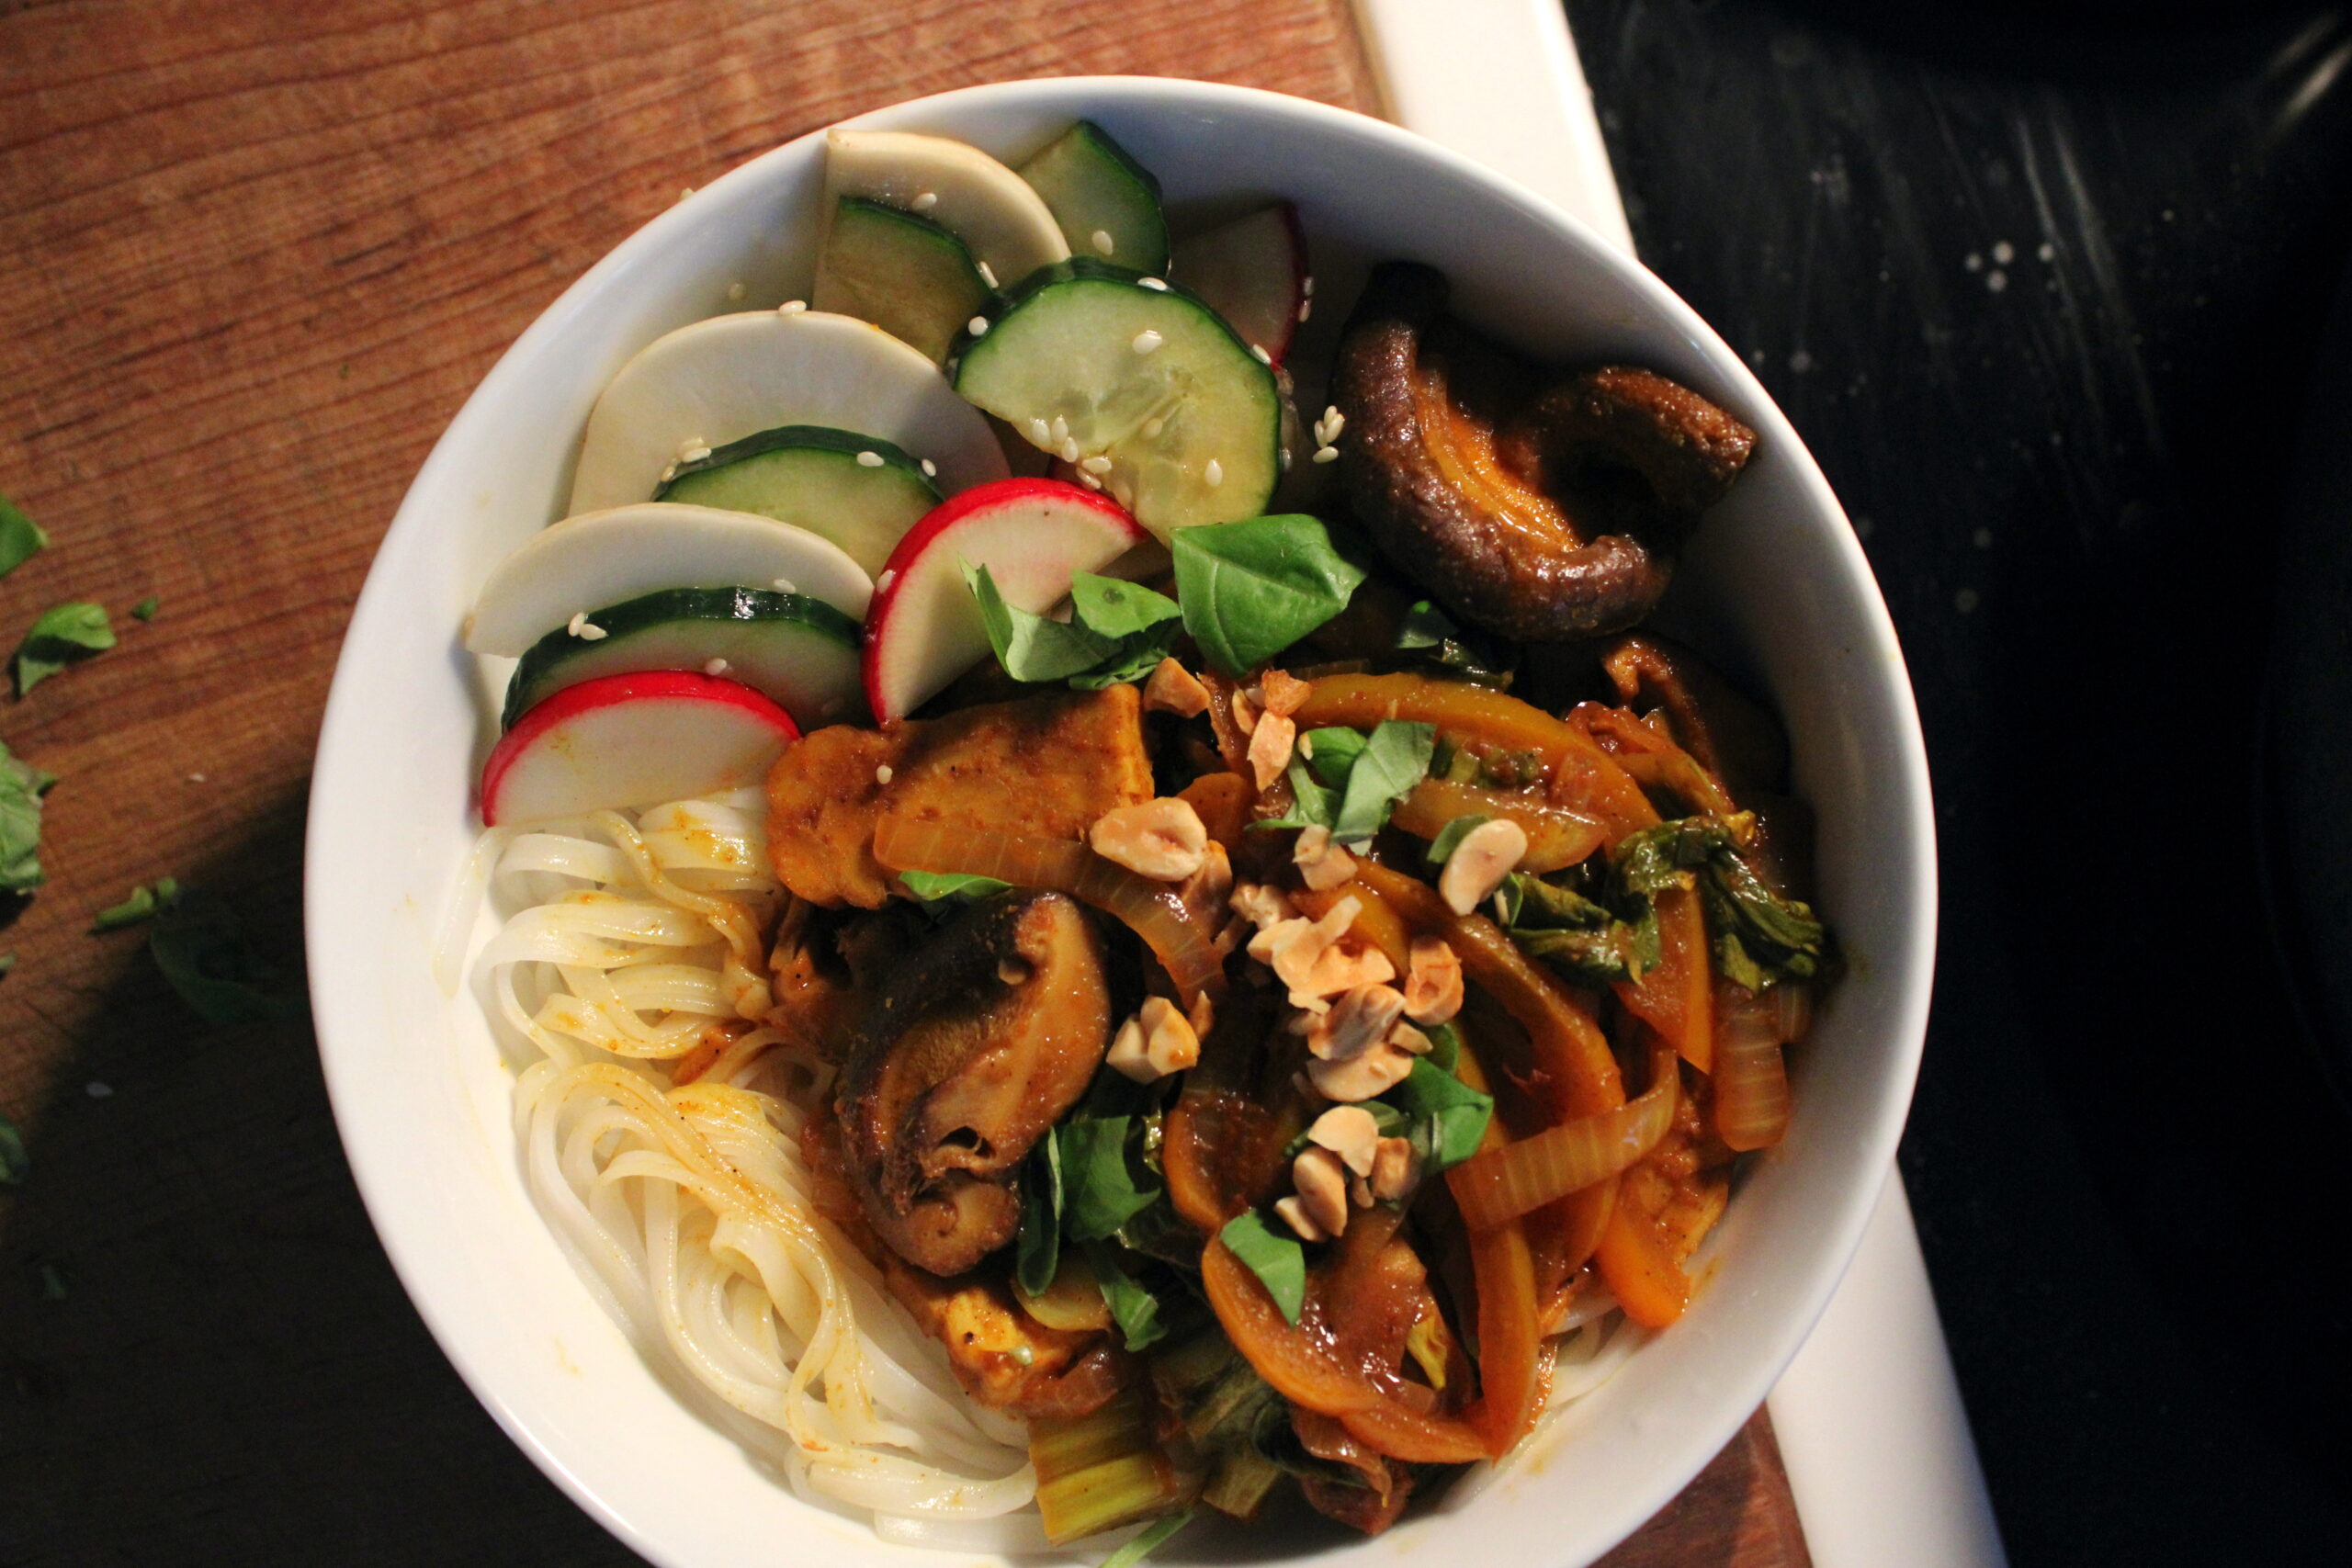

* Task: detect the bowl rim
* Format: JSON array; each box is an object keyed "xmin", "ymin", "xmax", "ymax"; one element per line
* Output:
[{"xmin": 305, "ymin": 73, "xmax": 1937, "ymax": 1568}]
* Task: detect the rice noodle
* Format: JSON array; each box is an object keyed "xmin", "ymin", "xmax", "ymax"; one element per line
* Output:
[{"xmin": 480, "ymin": 786, "xmax": 1035, "ymax": 1529}]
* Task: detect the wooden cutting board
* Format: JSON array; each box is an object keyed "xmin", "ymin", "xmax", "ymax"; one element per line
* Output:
[{"xmin": 0, "ymin": 3, "xmax": 1806, "ymax": 1563}]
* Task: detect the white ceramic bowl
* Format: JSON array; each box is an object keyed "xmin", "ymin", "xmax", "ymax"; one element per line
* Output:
[{"xmin": 306, "ymin": 76, "xmax": 1935, "ymax": 1568}]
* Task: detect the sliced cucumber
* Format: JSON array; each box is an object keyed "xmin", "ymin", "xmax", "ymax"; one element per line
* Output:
[
  {"xmin": 1018, "ymin": 121, "xmax": 1169, "ymax": 276},
  {"xmin": 502, "ymin": 587, "xmax": 863, "ymax": 731},
  {"xmin": 823, "ymin": 130, "xmax": 1068, "ymax": 291},
  {"xmin": 654, "ymin": 423, "xmax": 939, "ymax": 576},
  {"xmin": 813, "ymin": 197, "xmax": 995, "ymax": 365},
  {"xmin": 953, "ymin": 260, "xmax": 1281, "ymax": 540}
]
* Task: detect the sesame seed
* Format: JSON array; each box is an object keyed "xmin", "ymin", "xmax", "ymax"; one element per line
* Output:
[
  {"xmin": 876, "ymin": 764, "xmax": 895, "ymax": 784},
  {"xmin": 1132, "ymin": 329, "xmax": 1164, "ymax": 355},
  {"xmin": 187, "ymin": 773, "xmax": 206, "ymax": 783},
  {"xmin": 1323, "ymin": 405, "xmax": 1343, "ymax": 435},
  {"xmin": 680, "ymin": 186, "xmax": 695, "ymax": 201},
  {"xmin": 1312, "ymin": 446, "xmax": 1340, "ymax": 464},
  {"xmin": 911, "ymin": 191, "xmax": 938, "ymax": 211},
  {"xmin": 1279, "ymin": 447, "xmax": 1291, "ymax": 471},
  {"xmin": 1079, "ymin": 471, "xmax": 1103, "ymax": 490},
  {"xmin": 876, "ymin": 570, "xmax": 897, "ymax": 593},
  {"xmin": 1091, "ymin": 229, "xmax": 1115, "ymax": 255},
  {"xmin": 683, "ymin": 446, "xmax": 711, "ymax": 464},
  {"xmin": 577, "ymin": 620, "xmax": 608, "ymax": 641},
  {"xmin": 1052, "ymin": 415, "xmax": 1069, "ymax": 444},
  {"xmin": 856, "ymin": 450, "xmax": 885, "ymax": 467},
  {"xmin": 659, "ymin": 463, "xmax": 679, "ymax": 483},
  {"xmin": 1296, "ymin": 299, "xmax": 1312, "ymax": 322},
  {"xmin": 1250, "ymin": 344, "xmax": 1272, "ymax": 365},
  {"xmin": 772, "ymin": 577, "xmax": 797, "ymax": 593},
  {"xmin": 967, "ymin": 315, "xmax": 990, "ymax": 335},
  {"xmin": 976, "ymin": 261, "xmax": 998, "ymax": 288},
  {"xmin": 1060, "ymin": 437, "xmax": 1081, "ymax": 462},
  {"xmin": 1298, "ymin": 734, "xmax": 1316, "ymax": 759},
  {"xmin": 567, "ymin": 611, "xmax": 588, "ymax": 637},
  {"xmin": 1142, "ymin": 416, "xmax": 1165, "ymax": 438},
  {"xmin": 1081, "ymin": 455, "xmax": 1113, "ymax": 474},
  {"xmin": 1204, "ymin": 458, "xmax": 1224, "ymax": 488},
  {"xmin": 728, "ymin": 281, "xmax": 746, "ymax": 300},
  {"xmin": 1029, "ymin": 418, "xmax": 1052, "ymax": 445},
  {"xmin": 1139, "ymin": 276, "xmax": 1170, "ymax": 291},
  {"xmin": 920, "ymin": 458, "xmax": 937, "ymax": 477},
  {"xmin": 704, "ymin": 658, "xmax": 730, "ymax": 676},
  {"xmin": 1302, "ymin": 275, "xmax": 1315, "ymax": 297},
  {"xmin": 779, "ymin": 299, "xmax": 808, "ymax": 314}
]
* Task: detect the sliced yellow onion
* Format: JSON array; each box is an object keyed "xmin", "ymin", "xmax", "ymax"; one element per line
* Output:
[
  {"xmin": 1713, "ymin": 981, "xmax": 1795, "ymax": 1152},
  {"xmin": 1449, "ymin": 1038, "xmax": 1679, "ymax": 1233}
]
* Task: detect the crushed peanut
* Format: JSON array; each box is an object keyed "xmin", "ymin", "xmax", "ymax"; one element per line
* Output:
[
  {"xmin": 1438, "ymin": 818, "xmax": 1529, "ymax": 915},
  {"xmin": 1106, "ymin": 996, "xmax": 1202, "ymax": 1082},
  {"xmin": 1292, "ymin": 823, "xmax": 1358, "ymax": 891},
  {"xmin": 1275, "ymin": 1193, "xmax": 1329, "ymax": 1243},
  {"xmin": 1229, "ymin": 882, "xmax": 1298, "ymax": 931},
  {"xmin": 1370, "ymin": 1136, "xmax": 1420, "ymax": 1201},
  {"xmin": 1306, "ymin": 1105, "xmax": 1381, "ymax": 1177},
  {"xmin": 1388, "ymin": 1021, "xmax": 1433, "ymax": 1055},
  {"xmin": 1247, "ymin": 712, "xmax": 1296, "ymax": 791},
  {"xmin": 1403, "ymin": 936, "xmax": 1464, "ymax": 1024},
  {"xmin": 1307, "ymin": 1041, "xmax": 1416, "ymax": 1102},
  {"xmin": 1090, "ymin": 797, "xmax": 1208, "ymax": 881},
  {"xmin": 1259, "ymin": 669, "xmax": 1310, "ymax": 716},
  {"xmin": 996, "ymin": 957, "xmax": 1033, "ymax": 987},
  {"xmin": 1292, "ymin": 1145, "xmax": 1352, "ymax": 1236},
  {"xmin": 1308, "ymin": 984, "xmax": 1408, "ymax": 1063},
  {"xmin": 1228, "ymin": 687, "xmax": 1261, "ymax": 736},
  {"xmin": 1142, "ymin": 658, "xmax": 1211, "ymax": 717},
  {"xmin": 1179, "ymin": 840, "xmax": 1233, "ymax": 914}
]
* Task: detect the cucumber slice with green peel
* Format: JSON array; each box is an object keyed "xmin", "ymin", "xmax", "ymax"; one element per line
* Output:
[
  {"xmin": 823, "ymin": 130, "xmax": 1069, "ymax": 291},
  {"xmin": 813, "ymin": 197, "xmax": 996, "ymax": 365},
  {"xmin": 653, "ymin": 423, "xmax": 940, "ymax": 576},
  {"xmin": 1018, "ymin": 121, "xmax": 1169, "ymax": 276},
  {"xmin": 502, "ymin": 586, "xmax": 863, "ymax": 731},
  {"xmin": 953, "ymin": 260, "xmax": 1281, "ymax": 541}
]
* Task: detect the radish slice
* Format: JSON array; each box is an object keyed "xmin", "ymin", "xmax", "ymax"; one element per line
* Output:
[
  {"xmin": 465, "ymin": 502, "xmax": 872, "ymax": 657},
  {"xmin": 824, "ymin": 130, "xmax": 1070, "ymax": 291},
  {"xmin": 566, "ymin": 309, "xmax": 1007, "ymax": 513},
  {"xmin": 481, "ymin": 671, "xmax": 798, "ymax": 826},
  {"xmin": 862, "ymin": 477, "xmax": 1146, "ymax": 723},
  {"xmin": 1170, "ymin": 203, "xmax": 1307, "ymax": 367}
]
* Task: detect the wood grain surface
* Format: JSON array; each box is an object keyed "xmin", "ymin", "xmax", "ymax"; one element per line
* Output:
[{"xmin": 0, "ymin": 3, "xmax": 1804, "ymax": 1564}]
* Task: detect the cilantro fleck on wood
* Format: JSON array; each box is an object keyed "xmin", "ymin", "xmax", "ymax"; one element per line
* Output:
[
  {"xmin": 0, "ymin": 495, "xmax": 47, "ymax": 579},
  {"xmin": 13, "ymin": 601, "xmax": 116, "ymax": 696}
]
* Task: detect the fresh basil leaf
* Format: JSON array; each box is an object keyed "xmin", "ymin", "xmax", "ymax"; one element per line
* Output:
[
  {"xmin": 1172, "ymin": 514, "xmax": 1367, "ymax": 676},
  {"xmin": 12, "ymin": 601, "xmax": 115, "ymax": 696},
  {"xmin": 1067, "ymin": 617, "xmax": 1182, "ymax": 691},
  {"xmin": 0, "ymin": 1107, "xmax": 28, "ymax": 1186},
  {"xmin": 92, "ymin": 884, "xmax": 160, "ymax": 932},
  {"xmin": 1115, "ymin": 1194, "xmax": 1207, "ymax": 1271},
  {"xmin": 1099, "ymin": 1508, "xmax": 1196, "ymax": 1568},
  {"xmin": 1385, "ymin": 1058, "xmax": 1493, "ymax": 1172},
  {"xmin": 1331, "ymin": 719, "xmax": 1434, "ymax": 845},
  {"xmin": 1420, "ymin": 1021, "xmax": 1462, "ymax": 1074},
  {"xmin": 898, "ymin": 869, "xmax": 1013, "ymax": 905},
  {"xmin": 1088, "ymin": 1242, "xmax": 1173, "ymax": 1351},
  {"xmin": 962, "ymin": 559, "xmax": 1114, "ymax": 682},
  {"xmin": 1301, "ymin": 726, "xmax": 1367, "ymax": 790},
  {"xmin": 1069, "ymin": 572, "xmax": 1180, "ymax": 639},
  {"xmin": 1385, "ymin": 598, "xmax": 1515, "ymax": 688},
  {"xmin": 1510, "ymin": 923, "xmax": 1637, "ymax": 984},
  {"xmin": 130, "ymin": 596, "xmax": 160, "ymax": 622},
  {"xmin": 0, "ymin": 496, "xmax": 46, "ymax": 579},
  {"xmin": 1250, "ymin": 758, "xmax": 1337, "ymax": 832},
  {"xmin": 0, "ymin": 740, "xmax": 56, "ymax": 893},
  {"xmin": 1699, "ymin": 841, "xmax": 1828, "ymax": 989},
  {"xmin": 1218, "ymin": 1209, "xmax": 1307, "ymax": 1325},
  {"xmin": 148, "ymin": 889, "xmax": 300, "ymax": 1026},
  {"xmin": 1425, "ymin": 813, "xmax": 1489, "ymax": 866},
  {"xmin": 1057, "ymin": 1114, "xmax": 1161, "ymax": 1242},
  {"xmin": 1394, "ymin": 599, "xmax": 1460, "ymax": 651},
  {"xmin": 1016, "ymin": 1134, "xmax": 1064, "ymax": 1298}
]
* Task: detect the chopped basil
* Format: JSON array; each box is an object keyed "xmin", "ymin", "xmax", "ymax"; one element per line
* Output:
[
  {"xmin": 1385, "ymin": 1058, "xmax": 1494, "ymax": 1172},
  {"xmin": 1300, "ymin": 726, "xmax": 1367, "ymax": 789},
  {"xmin": 1087, "ymin": 1241, "xmax": 1173, "ymax": 1351},
  {"xmin": 1099, "ymin": 1508, "xmax": 1196, "ymax": 1568},
  {"xmin": 1218, "ymin": 1208, "xmax": 1306, "ymax": 1325},
  {"xmin": 1330, "ymin": 719, "xmax": 1434, "ymax": 845},
  {"xmin": 92, "ymin": 882, "xmax": 164, "ymax": 932},
  {"xmin": 897, "ymin": 869, "xmax": 1012, "ymax": 905},
  {"xmin": 12, "ymin": 601, "xmax": 115, "ymax": 696},
  {"xmin": 1420, "ymin": 1021, "xmax": 1463, "ymax": 1073},
  {"xmin": 1386, "ymin": 598, "xmax": 1515, "ymax": 687},
  {"xmin": 964, "ymin": 563, "xmax": 1182, "ymax": 689},
  {"xmin": 1057, "ymin": 1111, "xmax": 1162, "ymax": 1242},
  {"xmin": 0, "ymin": 496, "xmax": 46, "ymax": 579},
  {"xmin": 1250, "ymin": 757, "xmax": 1337, "ymax": 832},
  {"xmin": 963, "ymin": 559, "xmax": 1110, "ymax": 681},
  {"xmin": 1425, "ymin": 813, "xmax": 1489, "ymax": 866},
  {"xmin": 130, "ymin": 596, "xmax": 160, "ymax": 622},
  {"xmin": 0, "ymin": 740, "xmax": 56, "ymax": 893},
  {"xmin": 148, "ymin": 888, "xmax": 300, "ymax": 1025},
  {"xmin": 0, "ymin": 1107, "xmax": 28, "ymax": 1186},
  {"xmin": 1015, "ymin": 1133, "xmax": 1064, "ymax": 1298},
  {"xmin": 1069, "ymin": 572, "xmax": 1180, "ymax": 638},
  {"xmin": 1171, "ymin": 513, "xmax": 1366, "ymax": 676}
]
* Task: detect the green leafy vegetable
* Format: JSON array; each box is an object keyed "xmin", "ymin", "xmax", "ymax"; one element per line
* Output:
[
  {"xmin": 1088, "ymin": 1242, "xmax": 1174, "ymax": 1351},
  {"xmin": 1250, "ymin": 758, "xmax": 1337, "ymax": 832},
  {"xmin": 130, "ymin": 596, "xmax": 160, "ymax": 622},
  {"xmin": 1057, "ymin": 1112, "xmax": 1162, "ymax": 1242},
  {"xmin": 1331, "ymin": 719, "xmax": 1434, "ymax": 844},
  {"xmin": 964, "ymin": 563, "xmax": 1182, "ymax": 690},
  {"xmin": 92, "ymin": 881, "xmax": 167, "ymax": 932},
  {"xmin": 1300, "ymin": 726, "xmax": 1367, "ymax": 790},
  {"xmin": 1217, "ymin": 1208, "xmax": 1306, "ymax": 1325},
  {"xmin": 13, "ymin": 601, "xmax": 116, "ymax": 695},
  {"xmin": 1385, "ymin": 1057, "xmax": 1494, "ymax": 1172},
  {"xmin": 1424, "ymin": 813, "xmax": 1489, "ymax": 866},
  {"xmin": 0, "ymin": 496, "xmax": 46, "ymax": 579},
  {"xmin": 1099, "ymin": 1508, "xmax": 1196, "ymax": 1568},
  {"xmin": 148, "ymin": 888, "xmax": 300, "ymax": 1025},
  {"xmin": 1420, "ymin": 1020, "xmax": 1463, "ymax": 1074},
  {"xmin": 1015, "ymin": 1133, "xmax": 1064, "ymax": 1298},
  {"xmin": 1386, "ymin": 598, "xmax": 1514, "ymax": 687},
  {"xmin": 1069, "ymin": 573, "xmax": 1180, "ymax": 638},
  {"xmin": 963, "ymin": 559, "xmax": 1110, "ymax": 682},
  {"xmin": 0, "ymin": 952, "xmax": 15, "ymax": 979},
  {"xmin": 0, "ymin": 740, "xmax": 56, "ymax": 893},
  {"xmin": 0, "ymin": 1107, "xmax": 28, "ymax": 1186},
  {"xmin": 1172, "ymin": 513, "xmax": 1366, "ymax": 676},
  {"xmin": 1698, "ymin": 837, "xmax": 1828, "ymax": 989},
  {"xmin": 33, "ymin": 1258, "xmax": 66, "ymax": 1301},
  {"xmin": 898, "ymin": 869, "xmax": 1013, "ymax": 905}
]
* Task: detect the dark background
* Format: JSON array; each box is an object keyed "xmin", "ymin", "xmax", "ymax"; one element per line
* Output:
[{"xmin": 1563, "ymin": 1, "xmax": 2352, "ymax": 1562}]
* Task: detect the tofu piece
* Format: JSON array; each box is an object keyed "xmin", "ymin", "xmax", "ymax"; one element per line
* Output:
[{"xmin": 767, "ymin": 685, "xmax": 1154, "ymax": 908}]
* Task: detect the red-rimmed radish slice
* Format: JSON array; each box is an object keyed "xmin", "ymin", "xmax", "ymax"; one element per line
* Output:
[
  {"xmin": 1170, "ymin": 202, "xmax": 1307, "ymax": 367},
  {"xmin": 862, "ymin": 477, "xmax": 1145, "ymax": 724},
  {"xmin": 481, "ymin": 671, "xmax": 799, "ymax": 826},
  {"xmin": 464, "ymin": 502, "xmax": 872, "ymax": 657}
]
